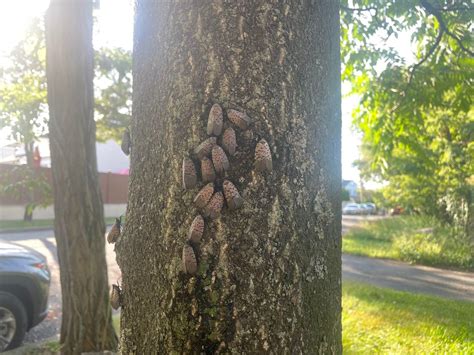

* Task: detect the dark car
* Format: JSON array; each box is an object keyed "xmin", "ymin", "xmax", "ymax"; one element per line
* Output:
[{"xmin": 0, "ymin": 242, "xmax": 50, "ymax": 351}]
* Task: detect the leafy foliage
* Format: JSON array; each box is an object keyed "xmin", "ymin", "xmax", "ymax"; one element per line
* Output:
[
  {"xmin": 0, "ymin": 19, "xmax": 47, "ymax": 158},
  {"xmin": 0, "ymin": 19, "xmax": 132, "ymax": 146},
  {"xmin": 95, "ymin": 47, "xmax": 132, "ymax": 141},
  {"xmin": 0, "ymin": 165, "xmax": 52, "ymax": 216},
  {"xmin": 341, "ymin": 0, "xmax": 474, "ymax": 232}
]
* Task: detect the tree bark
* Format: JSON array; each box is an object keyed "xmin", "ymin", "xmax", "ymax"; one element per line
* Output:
[
  {"xmin": 118, "ymin": 1, "xmax": 341, "ymax": 353},
  {"xmin": 45, "ymin": 0, "xmax": 117, "ymax": 353}
]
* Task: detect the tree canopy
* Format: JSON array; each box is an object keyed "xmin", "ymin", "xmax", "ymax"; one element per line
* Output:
[{"xmin": 341, "ymin": 0, "xmax": 473, "ymax": 231}]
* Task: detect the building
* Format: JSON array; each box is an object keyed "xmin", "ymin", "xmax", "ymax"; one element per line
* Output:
[{"xmin": 342, "ymin": 180, "xmax": 358, "ymax": 200}]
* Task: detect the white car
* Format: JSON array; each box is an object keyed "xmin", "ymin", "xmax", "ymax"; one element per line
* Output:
[{"xmin": 342, "ymin": 204, "xmax": 362, "ymax": 215}]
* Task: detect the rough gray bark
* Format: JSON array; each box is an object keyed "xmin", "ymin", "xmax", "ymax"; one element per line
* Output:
[
  {"xmin": 117, "ymin": 1, "xmax": 341, "ymax": 353},
  {"xmin": 45, "ymin": 0, "xmax": 117, "ymax": 353}
]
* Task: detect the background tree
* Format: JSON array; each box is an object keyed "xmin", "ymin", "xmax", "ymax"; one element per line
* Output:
[
  {"xmin": 95, "ymin": 47, "xmax": 132, "ymax": 141},
  {"xmin": 45, "ymin": 0, "xmax": 117, "ymax": 352},
  {"xmin": 0, "ymin": 19, "xmax": 49, "ymax": 221},
  {"xmin": 342, "ymin": 0, "xmax": 473, "ymax": 235},
  {"xmin": 116, "ymin": 1, "xmax": 341, "ymax": 352},
  {"xmin": 0, "ymin": 19, "xmax": 132, "ymax": 220}
]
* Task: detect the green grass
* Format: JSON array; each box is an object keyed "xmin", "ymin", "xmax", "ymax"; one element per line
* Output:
[
  {"xmin": 343, "ymin": 216, "xmax": 473, "ymax": 270},
  {"xmin": 0, "ymin": 217, "xmax": 117, "ymax": 231},
  {"xmin": 343, "ymin": 281, "xmax": 474, "ymax": 354}
]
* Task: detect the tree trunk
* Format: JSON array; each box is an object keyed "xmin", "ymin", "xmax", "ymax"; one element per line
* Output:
[
  {"xmin": 45, "ymin": 0, "xmax": 117, "ymax": 353},
  {"xmin": 117, "ymin": 1, "xmax": 341, "ymax": 353},
  {"xmin": 23, "ymin": 141, "xmax": 34, "ymax": 222}
]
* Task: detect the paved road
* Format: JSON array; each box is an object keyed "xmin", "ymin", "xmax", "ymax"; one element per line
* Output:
[
  {"xmin": 0, "ymin": 228, "xmax": 121, "ymax": 345},
  {"xmin": 342, "ymin": 254, "xmax": 474, "ymax": 302},
  {"xmin": 1, "ymin": 216, "xmax": 473, "ymax": 345},
  {"xmin": 341, "ymin": 215, "xmax": 474, "ymax": 302}
]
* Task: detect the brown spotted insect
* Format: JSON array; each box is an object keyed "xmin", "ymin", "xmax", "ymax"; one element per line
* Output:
[
  {"xmin": 182, "ymin": 244, "xmax": 198, "ymax": 275},
  {"xmin": 212, "ymin": 145, "xmax": 229, "ymax": 174},
  {"xmin": 223, "ymin": 180, "xmax": 243, "ymax": 210},
  {"xmin": 194, "ymin": 183, "xmax": 214, "ymax": 209},
  {"xmin": 188, "ymin": 214, "xmax": 204, "ymax": 244},
  {"xmin": 107, "ymin": 217, "xmax": 121, "ymax": 244},
  {"xmin": 227, "ymin": 109, "xmax": 251, "ymax": 130},
  {"xmin": 222, "ymin": 127, "xmax": 237, "ymax": 156},
  {"xmin": 121, "ymin": 128, "xmax": 131, "ymax": 156},
  {"xmin": 110, "ymin": 283, "xmax": 122, "ymax": 310},
  {"xmin": 201, "ymin": 157, "xmax": 216, "ymax": 183},
  {"xmin": 182, "ymin": 157, "xmax": 197, "ymax": 189},
  {"xmin": 207, "ymin": 103, "xmax": 223, "ymax": 136},
  {"xmin": 203, "ymin": 191, "xmax": 224, "ymax": 219},
  {"xmin": 194, "ymin": 137, "xmax": 217, "ymax": 160},
  {"xmin": 255, "ymin": 138, "xmax": 273, "ymax": 173}
]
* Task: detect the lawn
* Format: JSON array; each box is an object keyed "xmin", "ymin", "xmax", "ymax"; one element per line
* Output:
[
  {"xmin": 343, "ymin": 216, "xmax": 473, "ymax": 270},
  {"xmin": 0, "ymin": 217, "xmax": 117, "ymax": 232},
  {"xmin": 343, "ymin": 281, "xmax": 474, "ymax": 354}
]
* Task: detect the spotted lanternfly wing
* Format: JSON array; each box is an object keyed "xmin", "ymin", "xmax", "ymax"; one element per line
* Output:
[
  {"xmin": 110, "ymin": 284, "xmax": 122, "ymax": 310},
  {"xmin": 255, "ymin": 138, "xmax": 273, "ymax": 173},
  {"xmin": 201, "ymin": 157, "xmax": 216, "ymax": 183},
  {"xmin": 121, "ymin": 129, "xmax": 131, "ymax": 156},
  {"xmin": 188, "ymin": 214, "xmax": 204, "ymax": 244},
  {"xmin": 203, "ymin": 192, "xmax": 224, "ymax": 219},
  {"xmin": 227, "ymin": 109, "xmax": 251, "ymax": 130},
  {"xmin": 212, "ymin": 146, "xmax": 230, "ymax": 174},
  {"xmin": 223, "ymin": 180, "xmax": 244, "ymax": 210},
  {"xmin": 193, "ymin": 183, "xmax": 214, "ymax": 209},
  {"xmin": 182, "ymin": 244, "xmax": 198, "ymax": 275},
  {"xmin": 182, "ymin": 157, "xmax": 197, "ymax": 189},
  {"xmin": 222, "ymin": 127, "xmax": 237, "ymax": 156},
  {"xmin": 107, "ymin": 218, "xmax": 121, "ymax": 244},
  {"xmin": 207, "ymin": 103, "xmax": 223, "ymax": 136},
  {"xmin": 194, "ymin": 137, "xmax": 217, "ymax": 160}
]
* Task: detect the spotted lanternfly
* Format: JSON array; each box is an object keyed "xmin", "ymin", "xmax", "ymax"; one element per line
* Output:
[
  {"xmin": 182, "ymin": 157, "xmax": 197, "ymax": 189},
  {"xmin": 223, "ymin": 180, "xmax": 244, "ymax": 210},
  {"xmin": 182, "ymin": 244, "xmax": 198, "ymax": 275},
  {"xmin": 207, "ymin": 103, "xmax": 223, "ymax": 136},
  {"xmin": 194, "ymin": 137, "xmax": 217, "ymax": 160},
  {"xmin": 227, "ymin": 109, "xmax": 251, "ymax": 130},
  {"xmin": 110, "ymin": 284, "xmax": 122, "ymax": 310},
  {"xmin": 222, "ymin": 127, "xmax": 237, "ymax": 156},
  {"xmin": 188, "ymin": 214, "xmax": 204, "ymax": 244},
  {"xmin": 212, "ymin": 145, "xmax": 229, "ymax": 174},
  {"xmin": 203, "ymin": 192, "xmax": 224, "ymax": 219},
  {"xmin": 193, "ymin": 183, "xmax": 214, "ymax": 209},
  {"xmin": 121, "ymin": 129, "xmax": 131, "ymax": 156},
  {"xmin": 107, "ymin": 217, "xmax": 121, "ymax": 244},
  {"xmin": 201, "ymin": 157, "xmax": 216, "ymax": 183},
  {"xmin": 255, "ymin": 138, "xmax": 272, "ymax": 173}
]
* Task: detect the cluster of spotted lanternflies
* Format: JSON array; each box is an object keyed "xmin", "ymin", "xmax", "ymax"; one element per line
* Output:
[{"xmin": 105, "ymin": 103, "xmax": 273, "ymax": 310}]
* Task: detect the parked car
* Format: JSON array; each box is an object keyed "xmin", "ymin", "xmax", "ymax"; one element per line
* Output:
[
  {"xmin": 360, "ymin": 203, "xmax": 376, "ymax": 215},
  {"xmin": 342, "ymin": 203, "xmax": 362, "ymax": 215},
  {"xmin": 0, "ymin": 242, "xmax": 50, "ymax": 351}
]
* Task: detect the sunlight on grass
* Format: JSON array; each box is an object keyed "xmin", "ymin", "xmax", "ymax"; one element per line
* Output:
[
  {"xmin": 342, "ymin": 216, "xmax": 473, "ymax": 270},
  {"xmin": 342, "ymin": 281, "xmax": 474, "ymax": 354}
]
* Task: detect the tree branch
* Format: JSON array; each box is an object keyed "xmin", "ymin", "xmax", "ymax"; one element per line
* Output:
[{"xmin": 420, "ymin": 0, "xmax": 474, "ymax": 57}]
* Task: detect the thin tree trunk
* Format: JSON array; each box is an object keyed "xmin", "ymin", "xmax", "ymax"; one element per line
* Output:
[
  {"xmin": 118, "ymin": 1, "xmax": 341, "ymax": 353},
  {"xmin": 45, "ymin": 0, "xmax": 117, "ymax": 353},
  {"xmin": 23, "ymin": 141, "xmax": 34, "ymax": 221}
]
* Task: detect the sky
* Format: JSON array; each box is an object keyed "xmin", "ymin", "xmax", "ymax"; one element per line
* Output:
[{"xmin": 0, "ymin": 0, "xmax": 362, "ymax": 183}]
